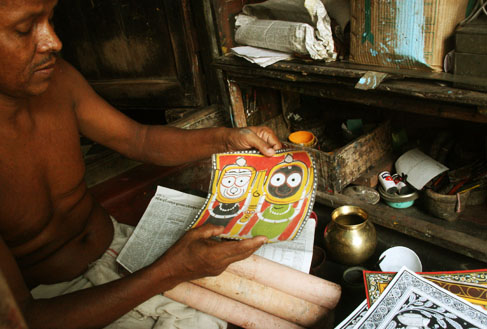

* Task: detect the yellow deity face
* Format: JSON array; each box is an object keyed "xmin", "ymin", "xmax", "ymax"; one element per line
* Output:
[{"xmin": 216, "ymin": 167, "xmax": 255, "ymax": 203}]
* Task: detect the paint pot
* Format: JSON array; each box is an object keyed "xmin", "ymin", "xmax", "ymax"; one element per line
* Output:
[
  {"xmin": 341, "ymin": 266, "xmax": 367, "ymax": 295},
  {"xmin": 378, "ymin": 171, "xmax": 398, "ymax": 194},
  {"xmin": 288, "ymin": 131, "xmax": 318, "ymax": 148},
  {"xmin": 379, "ymin": 246, "xmax": 422, "ymax": 272},
  {"xmin": 392, "ymin": 174, "xmax": 409, "ymax": 195},
  {"xmin": 310, "ymin": 246, "xmax": 327, "ymax": 278}
]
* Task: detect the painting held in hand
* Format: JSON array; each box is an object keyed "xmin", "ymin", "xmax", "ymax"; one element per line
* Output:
[{"xmin": 190, "ymin": 150, "xmax": 317, "ymax": 242}]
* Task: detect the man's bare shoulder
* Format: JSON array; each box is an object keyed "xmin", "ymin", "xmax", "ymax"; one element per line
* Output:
[
  {"xmin": 46, "ymin": 59, "xmax": 92, "ymax": 105},
  {"xmin": 53, "ymin": 58, "xmax": 84, "ymax": 82}
]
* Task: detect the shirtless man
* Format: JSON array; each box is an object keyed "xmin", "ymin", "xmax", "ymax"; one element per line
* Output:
[{"xmin": 0, "ymin": 0, "xmax": 282, "ymax": 328}]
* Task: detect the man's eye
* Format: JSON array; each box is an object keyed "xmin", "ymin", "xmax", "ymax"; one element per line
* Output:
[
  {"xmin": 16, "ymin": 23, "xmax": 34, "ymax": 36},
  {"xmin": 16, "ymin": 27, "xmax": 33, "ymax": 36}
]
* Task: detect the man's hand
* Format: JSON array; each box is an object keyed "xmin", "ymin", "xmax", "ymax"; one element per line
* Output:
[
  {"xmin": 225, "ymin": 126, "xmax": 283, "ymax": 156},
  {"xmin": 155, "ymin": 224, "xmax": 267, "ymax": 284}
]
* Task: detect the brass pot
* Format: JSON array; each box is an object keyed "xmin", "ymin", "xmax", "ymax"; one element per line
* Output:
[{"xmin": 324, "ymin": 205, "xmax": 377, "ymax": 265}]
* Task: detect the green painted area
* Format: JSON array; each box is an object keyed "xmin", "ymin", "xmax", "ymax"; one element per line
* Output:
[
  {"xmin": 466, "ymin": 0, "xmax": 477, "ymax": 17},
  {"xmin": 362, "ymin": 0, "xmax": 375, "ymax": 44}
]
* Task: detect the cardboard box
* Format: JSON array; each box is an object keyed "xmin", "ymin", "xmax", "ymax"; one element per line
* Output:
[
  {"xmin": 454, "ymin": 16, "xmax": 487, "ymax": 79},
  {"xmin": 290, "ymin": 121, "xmax": 392, "ymax": 193},
  {"xmin": 350, "ymin": 0, "xmax": 471, "ymax": 71}
]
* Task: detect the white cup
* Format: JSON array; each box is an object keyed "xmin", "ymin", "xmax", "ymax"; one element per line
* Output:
[{"xmin": 378, "ymin": 246, "xmax": 422, "ymax": 272}]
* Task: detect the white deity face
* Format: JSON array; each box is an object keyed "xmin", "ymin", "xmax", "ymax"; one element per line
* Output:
[{"xmin": 219, "ymin": 168, "xmax": 253, "ymax": 200}]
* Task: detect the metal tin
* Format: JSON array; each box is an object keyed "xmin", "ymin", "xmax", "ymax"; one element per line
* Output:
[{"xmin": 392, "ymin": 173, "xmax": 409, "ymax": 195}]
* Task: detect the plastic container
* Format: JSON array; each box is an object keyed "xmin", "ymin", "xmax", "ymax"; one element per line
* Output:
[
  {"xmin": 379, "ymin": 246, "xmax": 422, "ymax": 272},
  {"xmin": 288, "ymin": 131, "xmax": 317, "ymax": 148}
]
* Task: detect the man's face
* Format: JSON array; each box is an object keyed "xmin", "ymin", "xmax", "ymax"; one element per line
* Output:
[{"xmin": 0, "ymin": 0, "xmax": 62, "ymax": 98}]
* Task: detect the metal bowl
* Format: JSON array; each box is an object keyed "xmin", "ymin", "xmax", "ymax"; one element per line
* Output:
[
  {"xmin": 378, "ymin": 186, "xmax": 418, "ymax": 208},
  {"xmin": 343, "ymin": 185, "xmax": 380, "ymax": 205}
]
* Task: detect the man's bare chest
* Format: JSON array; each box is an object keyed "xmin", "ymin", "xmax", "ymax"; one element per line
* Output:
[{"xmin": 0, "ymin": 120, "xmax": 86, "ymax": 247}]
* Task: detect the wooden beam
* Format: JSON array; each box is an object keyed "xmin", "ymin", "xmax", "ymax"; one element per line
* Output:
[
  {"xmin": 227, "ymin": 80, "xmax": 248, "ymax": 127},
  {"xmin": 224, "ymin": 73, "xmax": 487, "ymax": 124},
  {"xmin": 168, "ymin": 105, "xmax": 228, "ymax": 129},
  {"xmin": 214, "ymin": 56, "xmax": 487, "ymax": 107}
]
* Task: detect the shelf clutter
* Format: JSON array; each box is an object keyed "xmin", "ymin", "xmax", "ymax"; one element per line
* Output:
[{"xmin": 226, "ymin": 0, "xmax": 487, "ymax": 89}]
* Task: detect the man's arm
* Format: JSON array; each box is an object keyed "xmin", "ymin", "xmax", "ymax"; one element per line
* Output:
[
  {"xmin": 2, "ymin": 225, "xmax": 266, "ymax": 329},
  {"xmin": 58, "ymin": 60, "xmax": 282, "ymax": 166}
]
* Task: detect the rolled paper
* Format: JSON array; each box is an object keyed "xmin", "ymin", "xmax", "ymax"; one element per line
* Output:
[
  {"xmin": 192, "ymin": 270, "xmax": 328, "ymax": 327},
  {"xmin": 164, "ymin": 282, "xmax": 304, "ymax": 329},
  {"xmin": 227, "ymin": 254, "xmax": 341, "ymax": 309}
]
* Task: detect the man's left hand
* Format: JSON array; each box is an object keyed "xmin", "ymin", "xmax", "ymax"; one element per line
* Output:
[{"xmin": 225, "ymin": 126, "xmax": 283, "ymax": 156}]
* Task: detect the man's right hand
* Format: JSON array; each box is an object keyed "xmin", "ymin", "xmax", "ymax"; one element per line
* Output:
[{"xmin": 154, "ymin": 224, "xmax": 267, "ymax": 284}]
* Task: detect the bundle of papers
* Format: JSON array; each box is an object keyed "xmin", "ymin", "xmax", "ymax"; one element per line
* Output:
[{"xmin": 233, "ymin": 0, "xmax": 337, "ymax": 64}]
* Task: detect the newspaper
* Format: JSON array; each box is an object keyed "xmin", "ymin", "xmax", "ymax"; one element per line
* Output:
[
  {"xmin": 231, "ymin": 46, "xmax": 293, "ymax": 68},
  {"xmin": 234, "ymin": 0, "xmax": 336, "ymax": 61},
  {"xmin": 117, "ymin": 186, "xmax": 315, "ymax": 274}
]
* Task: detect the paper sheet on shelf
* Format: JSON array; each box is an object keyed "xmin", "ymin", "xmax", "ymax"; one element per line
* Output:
[
  {"xmin": 231, "ymin": 46, "xmax": 293, "ymax": 67},
  {"xmin": 395, "ymin": 148, "xmax": 449, "ymax": 190},
  {"xmin": 117, "ymin": 186, "xmax": 315, "ymax": 274}
]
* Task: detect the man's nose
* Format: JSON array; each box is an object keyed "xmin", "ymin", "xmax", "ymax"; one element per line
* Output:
[{"xmin": 37, "ymin": 21, "xmax": 63, "ymax": 54}]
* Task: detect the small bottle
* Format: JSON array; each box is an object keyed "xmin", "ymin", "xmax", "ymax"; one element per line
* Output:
[
  {"xmin": 379, "ymin": 171, "xmax": 398, "ymax": 194},
  {"xmin": 392, "ymin": 173, "xmax": 408, "ymax": 195}
]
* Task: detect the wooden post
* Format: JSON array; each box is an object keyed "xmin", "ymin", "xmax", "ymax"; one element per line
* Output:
[{"xmin": 227, "ymin": 80, "xmax": 248, "ymax": 127}]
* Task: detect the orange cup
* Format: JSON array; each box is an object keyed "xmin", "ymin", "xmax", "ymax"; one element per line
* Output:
[{"xmin": 288, "ymin": 131, "xmax": 317, "ymax": 148}]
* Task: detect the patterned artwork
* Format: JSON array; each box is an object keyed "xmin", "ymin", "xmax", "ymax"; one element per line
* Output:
[
  {"xmin": 190, "ymin": 150, "xmax": 316, "ymax": 242},
  {"xmin": 334, "ymin": 300, "xmax": 369, "ymax": 329},
  {"xmin": 364, "ymin": 269, "xmax": 487, "ymax": 310},
  {"xmin": 354, "ymin": 267, "xmax": 487, "ymax": 329}
]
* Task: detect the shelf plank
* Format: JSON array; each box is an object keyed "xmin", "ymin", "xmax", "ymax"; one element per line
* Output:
[
  {"xmin": 214, "ymin": 56, "xmax": 487, "ymax": 108},
  {"xmin": 315, "ymin": 191, "xmax": 487, "ymax": 263},
  {"xmin": 223, "ymin": 71, "xmax": 487, "ymax": 123}
]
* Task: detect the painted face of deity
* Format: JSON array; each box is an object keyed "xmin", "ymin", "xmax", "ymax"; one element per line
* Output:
[
  {"xmin": 267, "ymin": 165, "xmax": 303, "ymax": 199},
  {"xmin": 219, "ymin": 168, "xmax": 253, "ymax": 200}
]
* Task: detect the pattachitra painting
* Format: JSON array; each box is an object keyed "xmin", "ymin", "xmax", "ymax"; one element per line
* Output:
[
  {"xmin": 364, "ymin": 269, "xmax": 487, "ymax": 310},
  {"xmin": 189, "ymin": 149, "xmax": 317, "ymax": 242}
]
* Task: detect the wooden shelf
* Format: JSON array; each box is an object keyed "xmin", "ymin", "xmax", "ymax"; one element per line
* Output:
[
  {"xmin": 214, "ymin": 56, "xmax": 487, "ymax": 123},
  {"xmin": 214, "ymin": 55, "xmax": 487, "ymax": 263},
  {"xmin": 316, "ymin": 191, "xmax": 487, "ymax": 263}
]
